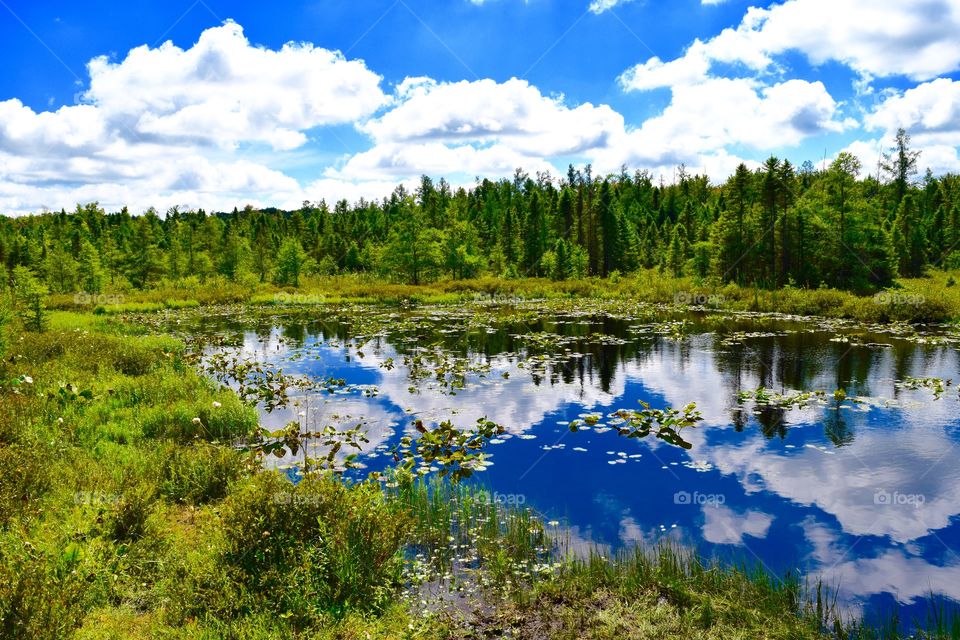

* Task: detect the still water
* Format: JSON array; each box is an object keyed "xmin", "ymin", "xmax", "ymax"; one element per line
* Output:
[{"xmin": 182, "ymin": 302, "xmax": 960, "ymax": 624}]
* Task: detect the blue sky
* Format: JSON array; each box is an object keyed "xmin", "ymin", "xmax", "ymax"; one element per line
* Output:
[{"xmin": 0, "ymin": 0, "xmax": 958, "ymax": 214}]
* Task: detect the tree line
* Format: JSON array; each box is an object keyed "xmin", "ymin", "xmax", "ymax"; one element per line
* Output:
[{"xmin": 1, "ymin": 129, "xmax": 958, "ymax": 297}]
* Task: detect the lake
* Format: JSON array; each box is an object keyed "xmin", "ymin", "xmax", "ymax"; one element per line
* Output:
[{"xmin": 170, "ymin": 300, "xmax": 960, "ymax": 625}]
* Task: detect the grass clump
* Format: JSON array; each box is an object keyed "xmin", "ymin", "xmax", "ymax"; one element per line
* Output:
[{"xmin": 217, "ymin": 472, "xmax": 412, "ymax": 624}]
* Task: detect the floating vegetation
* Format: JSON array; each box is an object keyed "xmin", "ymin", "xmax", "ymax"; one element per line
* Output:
[
  {"xmin": 897, "ymin": 376, "xmax": 952, "ymax": 399},
  {"xmin": 737, "ymin": 386, "xmax": 826, "ymax": 410},
  {"xmin": 389, "ymin": 418, "xmax": 505, "ymax": 482}
]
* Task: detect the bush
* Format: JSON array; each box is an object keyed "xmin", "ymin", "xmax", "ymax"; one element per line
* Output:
[
  {"xmin": 105, "ymin": 483, "xmax": 156, "ymax": 542},
  {"xmin": 217, "ymin": 472, "xmax": 411, "ymax": 622},
  {"xmin": 0, "ymin": 533, "xmax": 91, "ymax": 639},
  {"xmin": 158, "ymin": 443, "xmax": 250, "ymax": 504},
  {"xmin": 139, "ymin": 395, "xmax": 258, "ymax": 441}
]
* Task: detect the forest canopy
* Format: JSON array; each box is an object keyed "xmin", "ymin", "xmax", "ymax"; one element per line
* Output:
[{"xmin": 1, "ymin": 130, "xmax": 957, "ymax": 294}]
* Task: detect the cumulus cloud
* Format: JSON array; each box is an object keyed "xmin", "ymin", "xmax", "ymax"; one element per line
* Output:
[
  {"xmin": 593, "ymin": 77, "xmax": 848, "ymax": 176},
  {"xmin": 865, "ymin": 78, "xmax": 960, "ymax": 147},
  {"xmin": 621, "ymin": 0, "xmax": 960, "ymax": 91},
  {"xmin": 0, "ymin": 21, "xmax": 390, "ymax": 215},
  {"xmin": 361, "ymin": 77, "xmax": 623, "ymax": 155},
  {"xmin": 325, "ymin": 76, "xmax": 625, "ymax": 182},
  {"xmin": 84, "ymin": 20, "xmax": 387, "ymax": 151}
]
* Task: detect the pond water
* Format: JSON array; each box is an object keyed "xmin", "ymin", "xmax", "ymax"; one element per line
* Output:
[{"xmin": 176, "ymin": 301, "xmax": 960, "ymax": 624}]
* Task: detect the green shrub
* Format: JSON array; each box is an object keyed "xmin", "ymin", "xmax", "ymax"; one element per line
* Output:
[
  {"xmin": 217, "ymin": 472, "xmax": 411, "ymax": 622},
  {"xmin": 105, "ymin": 483, "xmax": 156, "ymax": 542},
  {"xmin": 0, "ymin": 533, "xmax": 91, "ymax": 639},
  {"xmin": 139, "ymin": 395, "xmax": 258, "ymax": 441},
  {"xmin": 158, "ymin": 443, "xmax": 251, "ymax": 504}
]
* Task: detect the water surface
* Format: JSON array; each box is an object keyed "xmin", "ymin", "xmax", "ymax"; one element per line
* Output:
[{"xmin": 179, "ymin": 302, "xmax": 960, "ymax": 623}]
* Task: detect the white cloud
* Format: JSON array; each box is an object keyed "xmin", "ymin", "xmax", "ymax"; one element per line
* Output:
[
  {"xmin": 363, "ymin": 77, "xmax": 624, "ymax": 157},
  {"xmin": 621, "ymin": 0, "xmax": 960, "ymax": 91},
  {"xmin": 0, "ymin": 21, "xmax": 391, "ymax": 215},
  {"xmin": 84, "ymin": 20, "xmax": 387, "ymax": 151},
  {"xmin": 702, "ymin": 505, "xmax": 774, "ymax": 545},
  {"xmin": 588, "ymin": 0, "xmax": 637, "ymax": 14},
  {"xmin": 865, "ymin": 78, "xmax": 960, "ymax": 147},
  {"xmin": 329, "ymin": 77, "xmax": 624, "ymax": 183},
  {"xmin": 595, "ymin": 77, "xmax": 848, "ymax": 175}
]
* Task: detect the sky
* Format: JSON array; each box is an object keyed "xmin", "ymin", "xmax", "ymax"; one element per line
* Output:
[{"xmin": 0, "ymin": 0, "xmax": 959, "ymax": 215}]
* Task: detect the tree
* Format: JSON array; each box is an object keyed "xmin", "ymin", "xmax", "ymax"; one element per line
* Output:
[
  {"xmin": 275, "ymin": 238, "xmax": 310, "ymax": 286},
  {"xmin": 523, "ymin": 191, "xmax": 546, "ymax": 276},
  {"xmin": 77, "ymin": 239, "xmax": 105, "ymax": 293},
  {"xmin": 251, "ymin": 218, "xmax": 274, "ymax": 283},
  {"xmin": 598, "ymin": 180, "xmax": 620, "ymax": 276},
  {"xmin": 551, "ymin": 238, "xmax": 571, "ymax": 281},
  {"xmin": 381, "ymin": 210, "xmax": 443, "ymax": 285},
  {"xmin": 881, "ymin": 128, "xmax": 920, "ymax": 205},
  {"xmin": 892, "ymin": 194, "xmax": 927, "ymax": 277},
  {"xmin": 12, "ymin": 266, "xmax": 48, "ymax": 332},
  {"xmin": 668, "ymin": 225, "xmax": 686, "ymax": 277},
  {"xmin": 126, "ymin": 217, "xmax": 165, "ymax": 288},
  {"xmin": 43, "ymin": 241, "xmax": 77, "ymax": 293},
  {"xmin": 219, "ymin": 226, "xmax": 250, "ymax": 281}
]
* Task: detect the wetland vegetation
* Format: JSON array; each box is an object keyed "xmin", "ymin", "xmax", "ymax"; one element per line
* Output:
[{"xmin": 3, "ymin": 151, "xmax": 960, "ymax": 638}]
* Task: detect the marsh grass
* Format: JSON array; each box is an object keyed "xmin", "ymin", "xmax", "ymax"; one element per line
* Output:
[{"xmin": 46, "ymin": 269, "xmax": 960, "ymax": 323}]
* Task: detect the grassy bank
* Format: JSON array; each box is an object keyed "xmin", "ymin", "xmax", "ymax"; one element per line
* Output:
[
  {"xmin": 0, "ymin": 311, "xmax": 955, "ymax": 638},
  {"xmin": 47, "ymin": 269, "xmax": 960, "ymax": 324}
]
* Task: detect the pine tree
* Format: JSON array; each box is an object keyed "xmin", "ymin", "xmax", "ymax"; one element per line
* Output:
[
  {"xmin": 77, "ymin": 239, "xmax": 104, "ymax": 293},
  {"xmin": 12, "ymin": 266, "xmax": 48, "ymax": 332},
  {"xmin": 551, "ymin": 238, "xmax": 570, "ymax": 281},
  {"xmin": 881, "ymin": 128, "xmax": 921, "ymax": 205},
  {"xmin": 275, "ymin": 238, "xmax": 310, "ymax": 286},
  {"xmin": 893, "ymin": 195, "xmax": 928, "ymax": 277},
  {"xmin": 668, "ymin": 225, "xmax": 686, "ymax": 277},
  {"xmin": 598, "ymin": 180, "xmax": 620, "ymax": 276},
  {"xmin": 43, "ymin": 241, "xmax": 77, "ymax": 293}
]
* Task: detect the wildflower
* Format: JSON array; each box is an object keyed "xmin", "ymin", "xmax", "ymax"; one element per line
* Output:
[
  {"xmin": 212, "ymin": 401, "xmax": 222, "ymax": 408},
  {"xmin": 192, "ymin": 417, "xmax": 202, "ymax": 425}
]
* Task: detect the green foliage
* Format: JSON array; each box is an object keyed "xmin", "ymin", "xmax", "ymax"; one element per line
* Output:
[
  {"xmin": 218, "ymin": 472, "xmax": 411, "ymax": 621},
  {"xmin": 0, "ymin": 131, "xmax": 951, "ymax": 300},
  {"xmin": 274, "ymin": 237, "xmax": 312, "ymax": 286},
  {"xmin": 12, "ymin": 266, "xmax": 49, "ymax": 332},
  {"xmin": 0, "ymin": 296, "xmax": 10, "ymax": 358},
  {"xmin": 158, "ymin": 442, "xmax": 251, "ymax": 504}
]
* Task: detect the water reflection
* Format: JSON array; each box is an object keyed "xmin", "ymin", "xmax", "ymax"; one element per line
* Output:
[{"xmin": 191, "ymin": 307, "xmax": 960, "ymax": 623}]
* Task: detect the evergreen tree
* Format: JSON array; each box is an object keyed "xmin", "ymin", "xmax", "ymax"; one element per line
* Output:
[
  {"xmin": 43, "ymin": 241, "xmax": 77, "ymax": 293},
  {"xmin": 551, "ymin": 238, "xmax": 570, "ymax": 281},
  {"xmin": 881, "ymin": 128, "xmax": 921, "ymax": 205},
  {"xmin": 275, "ymin": 238, "xmax": 310, "ymax": 286},
  {"xmin": 77, "ymin": 239, "xmax": 105, "ymax": 293},
  {"xmin": 893, "ymin": 195, "xmax": 927, "ymax": 277}
]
